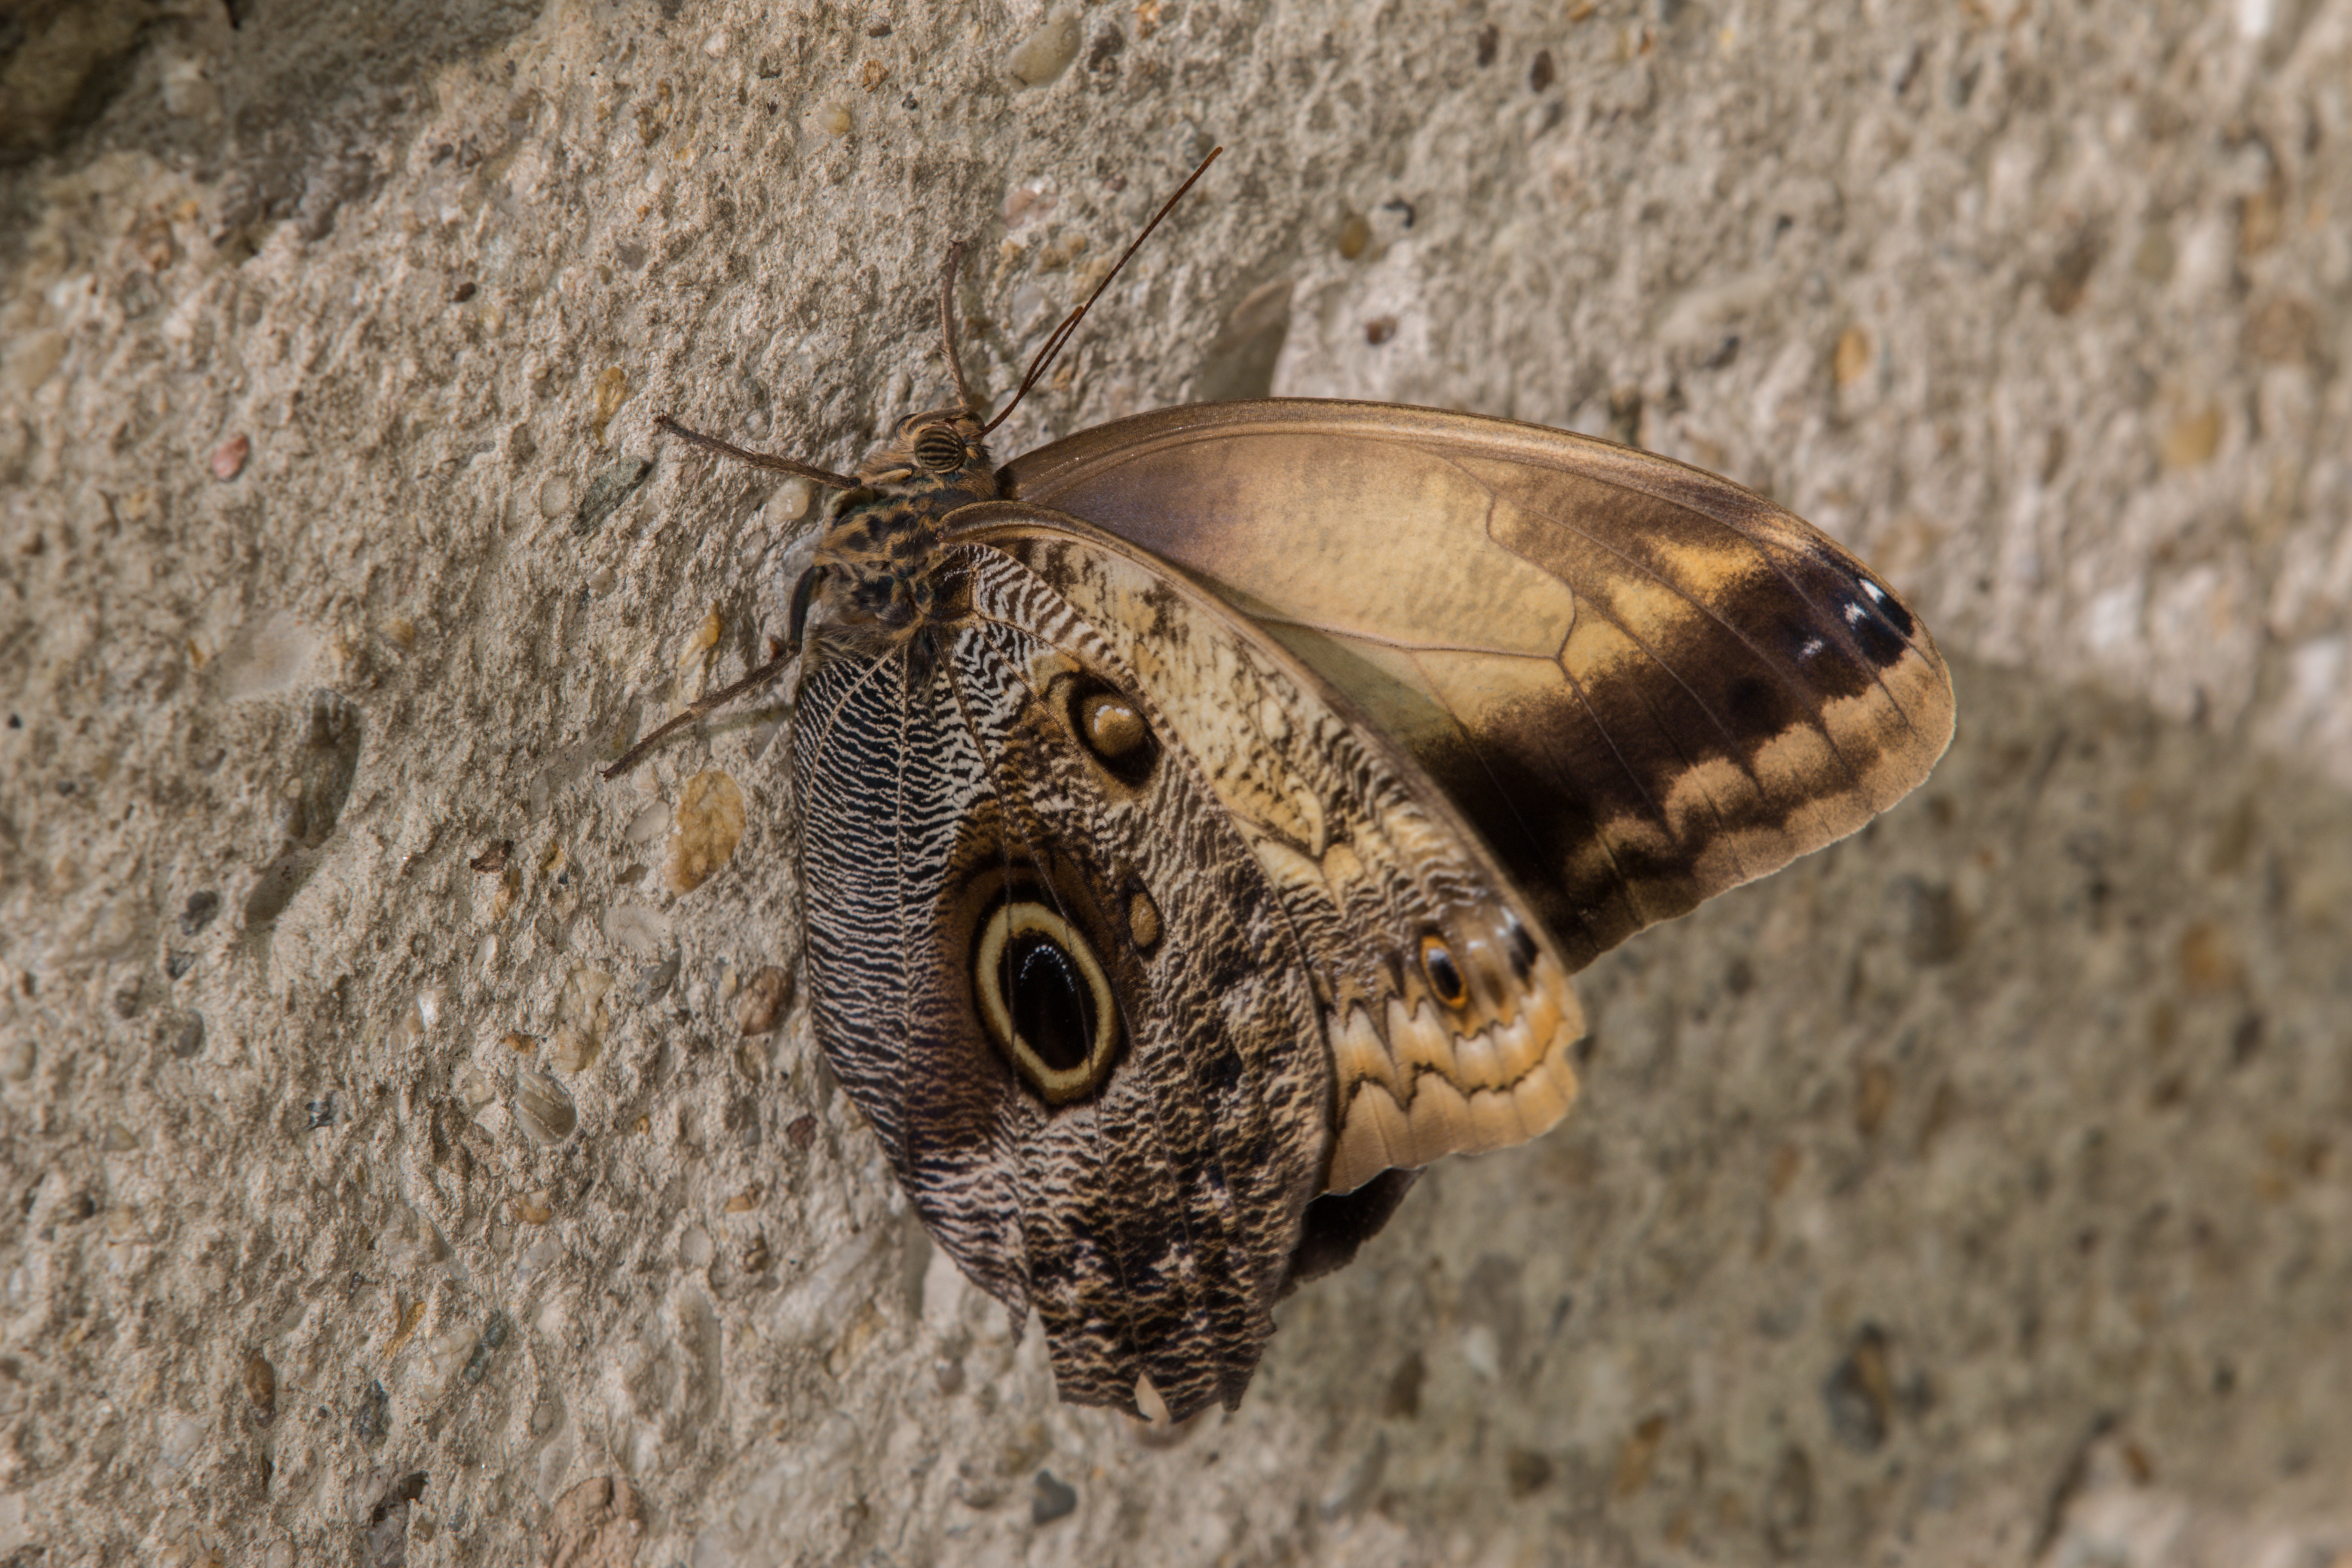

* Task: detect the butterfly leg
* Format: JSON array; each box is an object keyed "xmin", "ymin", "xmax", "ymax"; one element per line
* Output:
[{"xmin": 600, "ymin": 639, "xmax": 794, "ymax": 779}]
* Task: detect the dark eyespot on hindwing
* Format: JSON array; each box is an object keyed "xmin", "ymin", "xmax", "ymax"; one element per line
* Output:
[{"xmin": 972, "ymin": 894, "xmax": 1121, "ymax": 1104}]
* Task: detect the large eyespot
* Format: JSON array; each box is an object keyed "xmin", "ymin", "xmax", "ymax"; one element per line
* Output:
[
  {"xmin": 1068, "ymin": 679, "xmax": 1158, "ymax": 786},
  {"xmin": 974, "ymin": 898, "xmax": 1121, "ymax": 1104},
  {"xmin": 1419, "ymin": 932, "xmax": 1469, "ymax": 1009},
  {"xmin": 913, "ymin": 425, "xmax": 966, "ymax": 472}
]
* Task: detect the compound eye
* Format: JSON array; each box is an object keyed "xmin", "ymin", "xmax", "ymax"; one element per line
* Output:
[
  {"xmin": 913, "ymin": 426, "xmax": 966, "ymax": 472},
  {"xmin": 974, "ymin": 899, "xmax": 1120, "ymax": 1104}
]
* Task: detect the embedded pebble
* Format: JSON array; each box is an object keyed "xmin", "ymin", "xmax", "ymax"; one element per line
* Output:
[
  {"xmin": 603, "ymin": 901, "xmax": 669, "ymax": 957},
  {"xmin": 1030, "ymin": 1468, "xmax": 1078, "ymax": 1525},
  {"xmin": 514, "ymin": 1070, "xmax": 578, "ymax": 1143},
  {"xmin": 625, "ymin": 802, "xmax": 671, "ymax": 848},
  {"xmin": 545, "ymin": 1477, "xmax": 644, "ymax": 1567},
  {"xmin": 678, "ymin": 606, "xmax": 723, "ymax": 672},
  {"xmin": 352, "ymin": 1380, "xmax": 389, "ymax": 1445},
  {"xmin": 735, "ymin": 965, "xmax": 792, "ymax": 1036},
  {"xmin": 462, "ymin": 1313, "xmax": 512, "ymax": 1385},
  {"xmin": 211, "ymin": 434, "xmax": 250, "ymax": 481},
  {"xmin": 591, "ymin": 367, "xmax": 629, "ymax": 444},
  {"xmin": 1613, "ymin": 1413, "xmax": 1669, "ymax": 1498},
  {"xmin": 2164, "ymin": 406, "xmax": 2222, "ymax": 469},
  {"xmin": 547, "ymin": 1029, "xmax": 596, "ymax": 1074},
  {"xmin": 1008, "ymin": 12, "xmax": 1081, "ymax": 87},
  {"xmin": 665, "ymin": 771, "xmax": 745, "ymax": 894},
  {"xmin": 768, "ymin": 476, "xmax": 813, "ymax": 523},
  {"xmin": 306, "ymin": 1096, "xmax": 337, "ymax": 1130},
  {"xmin": 634, "ymin": 952, "xmax": 680, "ymax": 1003},
  {"xmin": 387, "ymin": 1299, "xmax": 426, "ymax": 1354},
  {"xmin": 818, "ymin": 101, "xmax": 852, "ymax": 136},
  {"xmin": 243, "ymin": 1352, "xmax": 276, "ymax": 1421},
  {"xmin": 181, "ymin": 890, "xmax": 221, "ymax": 934},
  {"xmin": 550, "ymin": 968, "xmax": 613, "ymax": 1071},
  {"xmin": 3, "ymin": 1037, "xmax": 34, "ymax": 1081},
  {"xmin": 581, "ymin": 456, "xmax": 663, "ymax": 543},
  {"xmin": 537, "ymin": 474, "xmax": 580, "ymax": 520},
  {"xmin": 428, "ymin": 1325, "xmax": 477, "ymax": 1383},
  {"xmin": 1822, "ymin": 1324, "xmax": 1897, "ymax": 1452},
  {"xmin": 163, "ymin": 1011, "xmax": 204, "ymax": 1058},
  {"xmin": 1334, "ymin": 211, "xmax": 1370, "ymax": 259},
  {"xmin": 1833, "ymin": 325, "xmax": 1873, "ymax": 386}
]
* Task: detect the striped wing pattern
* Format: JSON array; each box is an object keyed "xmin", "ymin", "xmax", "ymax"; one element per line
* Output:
[{"xmin": 792, "ymin": 548, "xmax": 1326, "ymax": 1418}]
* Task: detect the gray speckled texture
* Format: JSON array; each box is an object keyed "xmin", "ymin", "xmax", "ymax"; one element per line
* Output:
[{"xmin": 3, "ymin": 0, "xmax": 2348, "ymax": 1562}]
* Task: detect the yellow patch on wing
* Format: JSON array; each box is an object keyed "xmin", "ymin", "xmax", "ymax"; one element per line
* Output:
[{"xmin": 1324, "ymin": 950, "xmax": 1583, "ymax": 1195}]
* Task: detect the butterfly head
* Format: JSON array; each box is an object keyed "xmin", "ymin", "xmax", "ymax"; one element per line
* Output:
[{"xmin": 852, "ymin": 406, "xmax": 999, "ymax": 503}]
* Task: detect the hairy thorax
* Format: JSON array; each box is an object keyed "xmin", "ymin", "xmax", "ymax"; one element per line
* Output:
[{"xmin": 805, "ymin": 409, "xmax": 1000, "ymax": 656}]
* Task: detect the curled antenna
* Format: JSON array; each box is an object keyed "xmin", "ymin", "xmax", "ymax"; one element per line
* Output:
[
  {"xmin": 979, "ymin": 145, "xmax": 1223, "ymax": 439},
  {"xmin": 939, "ymin": 241, "xmax": 980, "ymax": 414}
]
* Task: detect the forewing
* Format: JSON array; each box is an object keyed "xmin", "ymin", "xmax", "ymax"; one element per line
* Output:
[{"xmin": 1004, "ymin": 400, "xmax": 1956, "ymax": 969}]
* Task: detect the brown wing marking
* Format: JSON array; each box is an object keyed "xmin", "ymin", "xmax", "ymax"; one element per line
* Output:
[{"xmin": 1001, "ymin": 400, "xmax": 1955, "ymax": 970}]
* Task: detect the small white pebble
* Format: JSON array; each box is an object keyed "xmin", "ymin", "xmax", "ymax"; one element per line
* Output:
[
  {"xmin": 702, "ymin": 28, "xmax": 730, "ymax": 56},
  {"xmin": 770, "ymin": 476, "xmax": 813, "ymax": 522},
  {"xmin": 1008, "ymin": 11, "xmax": 1082, "ymax": 87}
]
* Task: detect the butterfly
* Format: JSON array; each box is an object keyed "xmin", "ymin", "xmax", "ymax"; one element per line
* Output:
[{"xmin": 610, "ymin": 152, "xmax": 1954, "ymax": 1421}]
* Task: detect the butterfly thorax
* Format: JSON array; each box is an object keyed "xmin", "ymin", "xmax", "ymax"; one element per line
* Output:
[{"xmin": 805, "ymin": 409, "xmax": 998, "ymax": 646}]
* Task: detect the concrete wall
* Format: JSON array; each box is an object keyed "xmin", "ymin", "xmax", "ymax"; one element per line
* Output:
[{"xmin": 3, "ymin": 0, "xmax": 2348, "ymax": 1562}]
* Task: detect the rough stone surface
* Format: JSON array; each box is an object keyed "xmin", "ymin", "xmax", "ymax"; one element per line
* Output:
[{"xmin": 3, "ymin": 0, "xmax": 2349, "ymax": 1563}]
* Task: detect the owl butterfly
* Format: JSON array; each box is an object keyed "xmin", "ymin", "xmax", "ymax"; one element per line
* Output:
[{"xmin": 611, "ymin": 152, "xmax": 1954, "ymax": 1421}]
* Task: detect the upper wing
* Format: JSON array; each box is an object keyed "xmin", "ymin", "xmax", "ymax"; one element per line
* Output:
[{"xmin": 1004, "ymin": 400, "xmax": 1956, "ymax": 971}]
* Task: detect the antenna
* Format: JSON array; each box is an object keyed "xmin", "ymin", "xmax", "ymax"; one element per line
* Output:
[
  {"xmin": 980, "ymin": 145, "xmax": 1223, "ymax": 438},
  {"xmin": 939, "ymin": 241, "xmax": 980, "ymax": 413},
  {"xmin": 650, "ymin": 416, "xmax": 860, "ymax": 492}
]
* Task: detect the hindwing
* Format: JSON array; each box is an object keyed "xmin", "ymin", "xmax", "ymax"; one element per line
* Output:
[
  {"xmin": 792, "ymin": 546, "xmax": 1327, "ymax": 1418},
  {"xmin": 946, "ymin": 505, "xmax": 1584, "ymax": 1207}
]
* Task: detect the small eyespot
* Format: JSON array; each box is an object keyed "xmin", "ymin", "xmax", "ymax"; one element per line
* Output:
[
  {"xmin": 913, "ymin": 426, "xmax": 965, "ymax": 472},
  {"xmin": 1127, "ymin": 887, "xmax": 1162, "ymax": 952},
  {"xmin": 1070, "ymin": 683, "xmax": 1158, "ymax": 786},
  {"xmin": 1502, "ymin": 913, "xmax": 1538, "ymax": 981},
  {"xmin": 974, "ymin": 899, "xmax": 1120, "ymax": 1104},
  {"xmin": 1082, "ymin": 693, "xmax": 1147, "ymax": 756},
  {"xmin": 1419, "ymin": 933, "xmax": 1468, "ymax": 1008}
]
